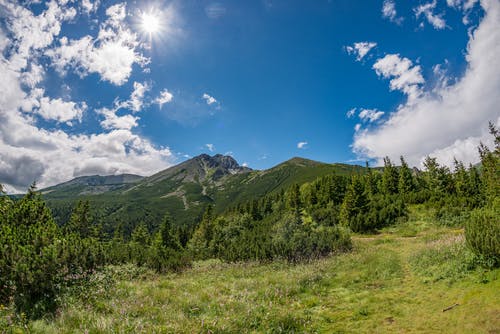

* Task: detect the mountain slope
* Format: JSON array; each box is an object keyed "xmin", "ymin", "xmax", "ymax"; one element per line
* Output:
[
  {"xmin": 43, "ymin": 155, "xmax": 367, "ymax": 234},
  {"xmin": 41, "ymin": 174, "xmax": 143, "ymax": 198}
]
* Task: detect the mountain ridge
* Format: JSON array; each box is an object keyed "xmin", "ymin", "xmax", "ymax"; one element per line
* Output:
[{"xmin": 42, "ymin": 154, "xmax": 368, "ymax": 233}]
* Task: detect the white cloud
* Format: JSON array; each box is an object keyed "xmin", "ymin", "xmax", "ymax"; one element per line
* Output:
[
  {"xmin": 97, "ymin": 107, "xmax": 138, "ymax": 130},
  {"xmin": 358, "ymin": 109, "xmax": 385, "ymax": 123},
  {"xmin": 20, "ymin": 62, "xmax": 45, "ymax": 88},
  {"xmin": 414, "ymin": 1, "xmax": 447, "ymax": 30},
  {"xmin": 297, "ymin": 141, "xmax": 308, "ymax": 149},
  {"xmin": 37, "ymin": 96, "xmax": 86, "ymax": 124},
  {"xmin": 346, "ymin": 42, "xmax": 377, "ymax": 61},
  {"xmin": 0, "ymin": 2, "xmax": 175, "ymax": 192},
  {"xmin": 47, "ymin": 3, "xmax": 148, "ymax": 85},
  {"xmin": 446, "ymin": 0, "xmax": 479, "ymax": 24},
  {"xmin": 242, "ymin": 162, "xmax": 249, "ymax": 167},
  {"xmin": 0, "ymin": 29, "xmax": 9, "ymax": 52},
  {"xmin": 202, "ymin": 93, "xmax": 218, "ymax": 105},
  {"xmin": 81, "ymin": 0, "xmax": 100, "ymax": 15},
  {"xmin": 373, "ymin": 54, "xmax": 424, "ymax": 101},
  {"xmin": 96, "ymin": 81, "xmax": 152, "ymax": 129},
  {"xmin": 382, "ymin": 0, "xmax": 403, "ymax": 24},
  {"xmin": 346, "ymin": 108, "xmax": 356, "ymax": 118},
  {"xmin": 1, "ymin": 1, "xmax": 76, "ymax": 69},
  {"xmin": 105, "ymin": 3, "xmax": 126, "ymax": 26},
  {"xmin": 353, "ymin": 0, "xmax": 500, "ymax": 168},
  {"xmin": 446, "ymin": 0, "xmax": 478, "ymax": 10},
  {"xmin": 124, "ymin": 81, "xmax": 150, "ymax": 112},
  {"xmin": 154, "ymin": 89, "xmax": 174, "ymax": 108},
  {"xmin": 205, "ymin": 143, "xmax": 215, "ymax": 152}
]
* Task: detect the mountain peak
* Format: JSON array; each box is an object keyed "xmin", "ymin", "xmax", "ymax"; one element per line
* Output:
[
  {"xmin": 147, "ymin": 154, "xmax": 251, "ymax": 184},
  {"xmin": 282, "ymin": 157, "xmax": 322, "ymax": 167}
]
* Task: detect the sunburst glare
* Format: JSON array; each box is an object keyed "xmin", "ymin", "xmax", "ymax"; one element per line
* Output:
[{"xmin": 141, "ymin": 12, "xmax": 160, "ymax": 34}]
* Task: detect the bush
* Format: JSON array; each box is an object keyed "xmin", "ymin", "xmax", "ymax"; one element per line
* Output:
[
  {"xmin": 465, "ymin": 206, "xmax": 500, "ymax": 267},
  {"xmin": 435, "ymin": 205, "xmax": 470, "ymax": 227},
  {"xmin": 347, "ymin": 195, "xmax": 407, "ymax": 233},
  {"xmin": 148, "ymin": 234, "xmax": 191, "ymax": 273},
  {"xmin": 0, "ymin": 189, "xmax": 105, "ymax": 318},
  {"xmin": 271, "ymin": 213, "xmax": 352, "ymax": 262}
]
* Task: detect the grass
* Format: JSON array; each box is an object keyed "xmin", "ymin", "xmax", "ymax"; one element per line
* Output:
[{"xmin": 2, "ymin": 207, "xmax": 499, "ymax": 333}]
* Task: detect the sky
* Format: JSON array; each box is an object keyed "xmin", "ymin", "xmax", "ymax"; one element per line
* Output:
[{"xmin": 0, "ymin": 0, "xmax": 499, "ymax": 192}]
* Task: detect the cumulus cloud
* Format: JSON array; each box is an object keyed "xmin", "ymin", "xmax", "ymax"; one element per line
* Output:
[
  {"xmin": 0, "ymin": 1, "xmax": 175, "ymax": 192},
  {"xmin": 353, "ymin": 0, "xmax": 500, "ymax": 168},
  {"xmin": 96, "ymin": 81, "xmax": 153, "ymax": 129},
  {"xmin": 97, "ymin": 107, "xmax": 138, "ymax": 130},
  {"xmin": 205, "ymin": 143, "xmax": 215, "ymax": 152},
  {"xmin": 119, "ymin": 81, "xmax": 150, "ymax": 112},
  {"xmin": 414, "ymin": 1, "xmax": 447, "ymax": 30},
  {"xmin": 81, "ymin": 0, "xmax": 100, "ymax": 15},
  {"xmin": 20, "ymin": 62, "xmax": 45, "ymax": 88},
  {"xmin": 382, "ymin": 0, "xmax": 403, "ymax": 24},
  {"xmin": 346, "ymin": 42, "xmax": 377, "ymax": 61},
  {"xmin": 372, "ymin": 54, "xmax": 425, "ymax": 101},
  {"xmin": 154, "ymin": 89, "xmax": 174, "ymax": 108},
  {"xmin": 202, "ymin": 93, "xmax": 218, "ymax": 105},
  {"xmin": 36, "ymin": 96, "xmax": 86, "ymax": 124},
  {"xmin": 0, "ymin": 154, "xmax": 45, "ymax": 190},
  {"xmin": 446, "ymin": 0, "xmax": 479, "ymax": 24},
  {"xmin": 358, "ymin": 109, "xmax": 385, "ymax": 123},
  {"xmin": 0, "ymin": 0, "xmax": 76, "ymax": 71},
  {"xmin": 297, "ymin": 141, "xmax": 308, "ymax": 149},
  {"xmin": 47, "ymin": 3, "xmax": 148, "ymax": 85},
  {"xmin": 346, "ymin": 108, "xmax": 356, "ymax": 118}
]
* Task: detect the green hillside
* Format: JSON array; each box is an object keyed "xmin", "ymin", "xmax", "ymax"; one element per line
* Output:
[{"xmin": 43, "ymin": 155, "xmax": 367, "ymax": 234}]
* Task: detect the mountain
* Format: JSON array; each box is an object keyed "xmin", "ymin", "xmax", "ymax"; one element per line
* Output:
[
  {"xmin": 43, "ymin": 154, "xmax": 367, "ymax": 234},
  {"xmin": 42, "ymin": 174, "xmax": 143, "ymax": 198}
]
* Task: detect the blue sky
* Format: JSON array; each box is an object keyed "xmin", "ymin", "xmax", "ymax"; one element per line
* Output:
[{"xmin": 0, "ymin": 0, "xmax": 499, "ymax": 191}]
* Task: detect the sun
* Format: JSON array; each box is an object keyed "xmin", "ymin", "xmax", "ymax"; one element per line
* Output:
[{"xmin": 141, "ymin": 12, "xmax": 160, "ymax": 34}]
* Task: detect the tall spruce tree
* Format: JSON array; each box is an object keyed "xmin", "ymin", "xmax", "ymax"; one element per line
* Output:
[
  {"xmin": 398, "ymin": 156, "xmax": 415, "ymax": 195},
  {"xmin": 340, "ymin": 176, "xmax": 368, "ymax": 228},
  {"xmin": 382, "ymin": 157, "xmax": 399, "ymax": 195},
  {"xmin": 66, "ymin": 200, "xmax": 92, "ymax": 238},
  {"xmin": 288, "ymin": 183, "xmax": 302, "ymax": 216},
  {"xmin": 160, "ymin": 212, "xmax": 181, "ymax": 250}
]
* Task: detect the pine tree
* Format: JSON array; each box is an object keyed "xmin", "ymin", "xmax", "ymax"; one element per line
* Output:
[
  {"xmin": 160, "ymin": 212, "xmax": 181, "ymax": 250},
  {"xmin": 66, "ymin": 200, "xmax": 92, "ymax": 238},
  {"xmin": 453, "ymin": 159, "xmax": 468, "ymax": 198},
  {"xmin": 340, "ymin": 176, "xmax": 368, "ymax": 229},
  {"xmin": 398, "ymin": 156, "xmax": 415, "ymax": 195},
  {"xmin": 288, "ymin": 183, "xmax": 302, "ymax": 216},
  {"xmin": 382, "ymin": 157, "xmax": 399, "ymax": 195},
  {"xmin": 131, "ymin": 222, "xmax": 150, "ymax": 245},
  {"xmin": 478, "ymin": 122, "xmax": 500, "ymax": 204}
]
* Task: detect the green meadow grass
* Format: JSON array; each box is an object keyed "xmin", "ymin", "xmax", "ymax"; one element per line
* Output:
[{"xmin": 3, "ymin": 207, "xmax": 499, "ymax": 333}]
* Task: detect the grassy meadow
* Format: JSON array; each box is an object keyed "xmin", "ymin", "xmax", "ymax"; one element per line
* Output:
[{"xmin": 2, "ymin": 206, "xmax": 499, "ymax": 333}]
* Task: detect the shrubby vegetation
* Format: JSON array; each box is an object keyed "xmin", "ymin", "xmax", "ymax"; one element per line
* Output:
[{"xmin": 0, "ymin": 123, "xmax": 498, "ymax": 319}]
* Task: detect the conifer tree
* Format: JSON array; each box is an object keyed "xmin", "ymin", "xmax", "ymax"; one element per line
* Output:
[
  {"xmin": 131, "ymin": 222, "xmax": 150, "ymax": 245},
  {"xmin": 340, "ymin": 176, "xmax": 368, "ymax": 229},
  {"xmin": 478, "ymin": 122, "xmax": 500, "ymax": 204},
  {"xmin": 66, "ymin": 200, "xmax": 92, "ymax": 238},
  {"xmin": 398, "ymin": 156, "xmax": 415, "ymax": 195},
  {"xmin": 382, "ymin": 157, "xmax": 399, "ymax": 195},
  {"xmin": 288, "ymin": 183, "xmax": 302, "ymax": 216},
  {"xmin": 160, "ymin": 212, "xmax": 181, "ymax": 250}
]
